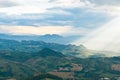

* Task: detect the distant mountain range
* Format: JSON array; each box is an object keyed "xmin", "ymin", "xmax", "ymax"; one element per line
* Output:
[
  {"xmin": 0, "ymin": 38, "xmax": 109, "ymax": 58},
  {"xmin": 0, "ymin": 34, "xmax": 80, "ymax": 44},
  {"xmin": 0, "ymin": 38, "xmax": 89, "ymax": 57}
]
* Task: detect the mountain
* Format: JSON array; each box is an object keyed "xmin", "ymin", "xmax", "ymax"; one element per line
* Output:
[
  {"xmin": 0, "ymin": 34, "xmax": 80, "ymax": 44},
  {"xmin": 37, "ymin": 48, "xmax": 65, "ymax": 57},
  {"xmin": 29, "ymin": 73, "xmax": 63, "ymax": 80},
  {"xmin": 0, "ymin": 58, "xmax": 34, "ymax": 80},
  {"xmin": 0, "ymin": 38, "xmax": 90, "ymax": 57}
]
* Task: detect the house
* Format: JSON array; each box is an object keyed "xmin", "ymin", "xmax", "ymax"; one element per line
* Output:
[
  {"xmin": 7, "ymin": 78, "xmax": 16, "ymax": 80},
  {"xmin": 111, "ymin": 64, "xmax": 120, "ymax": 71},
  {"xmin": 114, "ymin": 76, "xmax": 120, "ymax": 80},
  {"xmin": 71, "ymin": 64, "xmax": 83, "ymax": 71},
  {"xmin": 99, "ymin": 77, "xmax": 110, "ymax": 80},
  {"xmin": 58, "ymin": 64, "xmax": 83, "ymax": 72},
  {"xmin": 49, "ymin": 71, "xmax": 75, "ymax": 80}
]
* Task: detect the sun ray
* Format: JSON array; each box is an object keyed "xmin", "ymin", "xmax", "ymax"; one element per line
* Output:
[{"xmin": 74, "ymin": 17, "xmax": 120, "ymax": 55}]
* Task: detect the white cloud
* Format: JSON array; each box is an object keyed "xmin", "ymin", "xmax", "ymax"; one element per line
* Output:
[
  {"xmin": 90, "ymin": 5, "xmax": 120, "ymax": 16},
  {"xmin": 0, "ymin": 0, "xmax": 119, "ymax": 17},
  {"xmin": 87, "ymin": 0, "xmax": 120, "ymax": 6},
  {"xmin": 0, "ymin": 0, "xmax": 51, "ymax": 15},
  {"xmin": 0, "ymin": 0, "xmax": 18, "ymax": 7},
  {"xmin": 0, "ymin": 6, "xmax": 47, "ymax": 15},
  {"xmin": 52, "ymin": 0, "xmax": 120, "ymax": 16},
  {"xmin": 0, "ymin": 0, "xmax": 93, "ymax": 15},
  {"xmin": 52, "ymin": 0, "xmax": 92, "ymax": 8}
]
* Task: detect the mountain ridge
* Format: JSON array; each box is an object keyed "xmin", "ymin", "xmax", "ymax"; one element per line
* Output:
[
  {"xmin": 37, "ymin": 48, "xmax": 65, "ymax": 57},
  {"xmin": 0, "ymin": 33, "xmax": 80, "ymax": 44}
]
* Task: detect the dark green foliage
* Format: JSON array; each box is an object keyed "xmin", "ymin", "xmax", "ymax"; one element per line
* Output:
[
  {"xmin": 29, "ymin": 74, "xmax": 63, "ymax": 80},
  {"xmin": 37, "ymin": 48, "xmax": 65, "ymax": 57}
]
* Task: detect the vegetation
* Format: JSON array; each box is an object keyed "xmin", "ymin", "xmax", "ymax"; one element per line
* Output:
[
  {"xmin": 0, "ymin": 39, "xmax": 119, "ymax": 80},
  {"xmin": 28, "ymin": 74, "xmax": 63, "ymax": 80}
]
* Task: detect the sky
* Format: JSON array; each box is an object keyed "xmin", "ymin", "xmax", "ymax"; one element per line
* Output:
[{"xmin": 0, "ymin": 0, "xmax": 120, "ymax": 52}]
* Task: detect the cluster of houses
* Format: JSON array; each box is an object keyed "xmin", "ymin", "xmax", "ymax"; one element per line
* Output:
[
  {"xmin": 7, "ymin": 64, "xmax": 120, "ymax": 80},
  {"xmin": 99, "ymin": 76, "xmax": 120, "ymax": 80},
  {"xmin": 49, "ymin": 63, "xmax": 83, "ymax": 80},
  {"xmin": 111, "ymin": 64, "xmax": 120, "ymax": 71},
  {"xmin": 49, "ymin": 63, "xmax": 120, "ymax": 80},
  {"xmin": 98, "ymin": 64, "xmax": 120, "ymax": 80}
]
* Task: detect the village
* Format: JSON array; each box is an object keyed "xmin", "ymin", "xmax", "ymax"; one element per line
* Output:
[{"xmin": 49, "ymin": 63, "xmax": 83, "ymax": 80}]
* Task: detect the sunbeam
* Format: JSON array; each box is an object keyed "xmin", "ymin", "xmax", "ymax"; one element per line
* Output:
[{"xmin": 74, "ymin": 17, "xmax": 120, "ymax": 56}]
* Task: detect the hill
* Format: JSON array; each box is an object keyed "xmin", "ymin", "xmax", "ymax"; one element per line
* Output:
[{"xmin": 37, "ymin": 48, "xmax": 65, "ymax": 57}]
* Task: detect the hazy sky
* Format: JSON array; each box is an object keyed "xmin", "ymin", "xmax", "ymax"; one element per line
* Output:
[{"xmin": 0, "ymin": 0, "xmax": 120, "ymax": 52}]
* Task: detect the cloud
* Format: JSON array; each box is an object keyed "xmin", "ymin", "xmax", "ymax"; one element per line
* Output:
[
  {"xmin": 0, "ymin": 0, "xmax": 93, "ymax": 15},
  {"xmin": 90, "ymin": 5, "xmax": 120, "ymax": 16},
  {"xmin": 0, "ymin": 6, "xmax": 111, "ymax": 27},
  {"xmin": 50, "ymin": 0, "xmax": 92, "ymax": 8},
  {"xmin": 0, "ymin": 6, "xmax": 47, "ymax": 15},
  {"xmin": 0, "ymin": 0, "xmax": 119, "ymax": 16},
  {"xmin": 87, "ymin": 0, "xmax": 120, "ymax": 6},
  {"xmin": 85, "ymin": 0, "xmax": 120, "ymax": 16},
  {"xmin": 53, "ymin": 0, "xmax": 120, "ymax": 16},
  {"xmin": 0, "ymin": 0, "xmax": 78, "ymax": 15},
  {"xmin": 0, "ymin": 0, "xmax": 51, "ymax": 15},
  {"xmin": 0, "ymin": 0, "xmax": 18, "ymax": 8}
]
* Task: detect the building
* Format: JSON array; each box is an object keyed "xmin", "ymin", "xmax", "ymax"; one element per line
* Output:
[
  {"xmin": 49, "ymin": 71, "xmax": 75, "ymax": 80},
  {"xmin": 111, "ymin": 64, "xmax": 120, "ymax": 71},
  {"xmin": 99, "ymin": 77, "xmax": 110, "ymax": 80},
  {"xmin": 71, "ymin": 64, "xmax": 83, "ymax": 71},
  {"xmin": 7, "ymin": 78, "xmax": 16, "ymax": 80}
]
